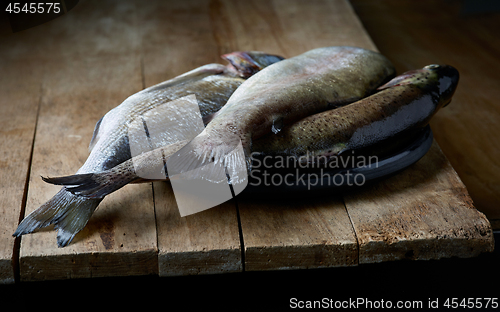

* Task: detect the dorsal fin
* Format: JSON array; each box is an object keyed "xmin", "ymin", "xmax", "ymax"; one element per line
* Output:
[
  {"xmin": 89, "ymin": 116, "xmax": 103, "ymax": 152},
  {"xmin": 377, "ymin": 69, "xmax": 426, "ymax": 91},
  {"xmin": 144, "ymin": 64, "xmax": 226, "ymax": 93}
]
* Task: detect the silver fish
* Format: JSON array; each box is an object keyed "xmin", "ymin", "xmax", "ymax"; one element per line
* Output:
[{"xmin": 14, "ymin": 51, "xmax": 284, "ymax": 247}]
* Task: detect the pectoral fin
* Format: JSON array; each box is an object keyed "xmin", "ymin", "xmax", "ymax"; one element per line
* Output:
[
  {"xmin": 143, "ymin": 64, "xmax": 227, "ymax": 93},
  {"xmin": 377, "ymin": 69, "xmax": 426, "ymax": 90}
]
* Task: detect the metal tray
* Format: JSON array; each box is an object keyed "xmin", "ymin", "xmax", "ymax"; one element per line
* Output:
[{"xmin": 241, "ymin": 125, "xmax": 433, "ymax": 195}]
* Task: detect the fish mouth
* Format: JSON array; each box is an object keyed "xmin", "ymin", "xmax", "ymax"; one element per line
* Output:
[
  {"xmin": 222, "ymin": 51, "xmax": 263, "ymax": 78},
  {"xmin": 435, "ymin": 65, "xmax": 459, "ymax": 104},
  {"xmin": 222, "ymin": 51, "xmax": 284, "ymax": 78},
  {"xmin": 442, "ymin": 98, "xmax": 452, "ymax": 107}
]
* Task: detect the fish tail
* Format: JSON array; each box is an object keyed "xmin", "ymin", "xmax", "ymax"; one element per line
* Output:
[
  {"xmin": 13, "ymin": 188, "xmax": 102, "ymax": 247},
  {"xmin": 42, "ymin": 168, "xmax": 138, "ymax": 199},
  {"xmin": 44, "ymin": 141, "xmax": 189, "ymax": 199}
]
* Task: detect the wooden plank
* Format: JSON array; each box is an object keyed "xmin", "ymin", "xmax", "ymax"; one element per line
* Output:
[
  {"xmin": 20, "ymin": 53, "xmax": 158, "ymax": 280},
  {"xmin": 234, "ymin": 0, "xmax": 494, "ymax": 269},
  {"xmin": 229, "ymin": 0, "xmax": 369, "ymax": 270},
  {"xmin": 217, "ymin": 0, "xmax": 377, "ymax": 57},
  {"xmin": 238, "ymin": 195, "xmax": 358, "ymax": 271},
  {"xmin": 138, "ymin": 0, "xmax": 226, "ymax": 82},
  {"xmin": 350, "ymin": 0, "xmax": 500, "ymax": 226},
  {"xmin": 0, "ymin": 58, "xmax": 42, "ymax": 284},
  {"xmin": 19, "ymin": 1, "xmax": 158, "ymax": 281},
  {"xmin": 344, "ymin": 141, "xmax": 494, "ymax": 263},
  {"xmin": 0, "ymin": 10, "xmax": 61, "ymax": 283},
  {"xmin": 155, "ymin": 183, "xmax": 241, "ymax": 276},
  {"xmin": 136, "ymin": 0, "xmax": 243, "ymax": 276},
  {"xmin": 268, "ymin": 0, "xmax": 377, "ymax": 54}
]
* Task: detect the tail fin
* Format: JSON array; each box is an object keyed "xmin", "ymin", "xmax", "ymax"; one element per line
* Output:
[
  {"xmin": 13, "ymin": 189, "xmax": 102, "ymax": 247},
  {"xmin": 42, "ymin": 169, "xmax": 139, "ymax": 199},
  {"xmin": 42, "ymin": 140, "xmax": 191, "ymax": 198}
]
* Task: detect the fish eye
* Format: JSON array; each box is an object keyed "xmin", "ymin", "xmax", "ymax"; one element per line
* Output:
[{"xmin": 425, "ymin": 64, "xmax": 440, "ymax": 70}]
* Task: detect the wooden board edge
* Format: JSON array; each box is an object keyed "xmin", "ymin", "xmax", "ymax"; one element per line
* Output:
[
  {"xmin": 158, "ymin": 248, "xmax": 242, "ymax": 277},
  {"xmin": 350, "ymin": 141, "xmax": 496, "ymax": 264},
  {"xmin": 0, "ymin": 259, "xmax": 15, "ymax": 284},
  {"xmin": 244, "ymin": 242, "xmax": 358, "ymax": 271},
  {"xmin": 358, "ymin": 234, "xmax": 494, "ymax": 264},
  {"xmin": 19, "ymin": 249, "xmax": 158, "ymax": 282}
]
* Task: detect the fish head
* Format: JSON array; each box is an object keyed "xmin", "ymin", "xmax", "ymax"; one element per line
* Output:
[
  {"xmin": 222, "ymin": 51, "xmax": 284, "ymax": 78},
  {"xmin": 423, "ymin": 64, "xmax": 459, "ymax": 107},
  {"xmin": 377, "ymin": 64, "xmax": 459, "ymax": 107}
]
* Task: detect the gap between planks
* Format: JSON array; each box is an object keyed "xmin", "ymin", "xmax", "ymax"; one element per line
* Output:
[{"xmin": 12, "ymin": 84, "xmax": 43, "ymax": 283}]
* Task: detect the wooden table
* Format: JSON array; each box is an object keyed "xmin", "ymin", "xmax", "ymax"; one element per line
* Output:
[
  {"xmin": 351, "ymin": 0, "xmax": 500, "ymax": 228},
  {"xmin": 0, "ymin": 0, "xmax": 494, "ymax": 283}
]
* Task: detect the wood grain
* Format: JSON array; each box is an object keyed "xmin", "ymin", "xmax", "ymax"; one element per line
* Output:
[
  {"xmin": 233, "ymin": 0, "xmax": 493, "ymax": 267},
  {"xmin": 214, "ymin": 0, "xmax": 367, "ymax": 271},
  {"xmin": 155, "ymin": 183, "xmax": 241, "ymax": 276},
  {"xmin": 0, "ymin": 58, "xmax": 42, "ymax": 284},
  {"xmin": 238, "ymin": 195, "xmax": 358, "ymax": 271},
  {"xmin": 136, "ymin": 0, "xmax": 243, "ymax": 276},
  {"xmin": 344, "ymin": 141, "xmax": 494, "ymax": 263},
  {"xmin": 0, "ymin": 6, "xmax": 62, "ymax": 283},
  {"xmin": 18, "ymin": 1, "xmax": 158, "ymax": 281},
  {"xmin": 350, "ymin": 0, "xmax": 500, "ymax": 227}
]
